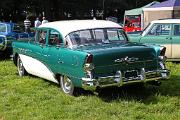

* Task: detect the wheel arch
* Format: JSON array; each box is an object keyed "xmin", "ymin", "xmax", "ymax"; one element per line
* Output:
[
  {"xmin": 55, "ymin": 73, "xmax": 61, "ymax": 83},
  {"xmin": 55, "ymin": 73, "xmax": 82, "ymax": 88}
]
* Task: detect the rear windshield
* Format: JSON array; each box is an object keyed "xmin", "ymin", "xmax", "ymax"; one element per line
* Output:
[{"xmin": 67, "ymin": 28, "xmax": 127, "ymax": 47}]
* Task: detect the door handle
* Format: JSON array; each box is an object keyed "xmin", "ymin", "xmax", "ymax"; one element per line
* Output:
[
  {"xmin": 58, "ymin": 59, "xmax": 64, "ymax": 64},
  {"xmin": 58, "ymin": 61, "xmax": 64, "ymax": 64}
]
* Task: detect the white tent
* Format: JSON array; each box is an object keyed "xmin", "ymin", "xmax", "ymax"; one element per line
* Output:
[{"xmin": 143, "ymin": 0, "xmax": 180, "ymax": 28}]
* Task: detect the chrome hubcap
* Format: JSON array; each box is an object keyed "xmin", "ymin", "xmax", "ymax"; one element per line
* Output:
[
  {"xmin": 62, "ymin": 76, "xmax": 72, "ymax": 93},
  {"xmin": 18, "ymin": 58, "xmax": 24, "ymax": 76}
]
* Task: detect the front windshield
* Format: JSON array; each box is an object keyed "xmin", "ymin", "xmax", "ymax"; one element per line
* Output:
[
  {"xmin": 0, "ymin": 24, "xmax": 7, "ymax": 32},
  {"xmin": 67, "ymin": 28, "xmax": 127, "ymax": 47}
]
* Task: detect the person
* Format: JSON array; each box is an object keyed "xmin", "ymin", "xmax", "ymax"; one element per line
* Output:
[
  {"xmin": 42, "ymin": 17, "xmax": 48, "ymax": 24},
  {"xmin": 24, "ymin": 16, "xmax": 31, "ymax": 33},
  {"xmin": 34, "ymin": 17, "xmax": 41, "ymax": 28}
]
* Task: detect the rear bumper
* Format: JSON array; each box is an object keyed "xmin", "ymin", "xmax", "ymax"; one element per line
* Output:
[{"xmin": 81, "ymin": 69, "xmax": 170, "ymax": 91}]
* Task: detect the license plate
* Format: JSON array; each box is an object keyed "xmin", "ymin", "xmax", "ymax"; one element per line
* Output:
[{"xmin": 125, "ymin": 70, "xmax": 138, "ymax": 78}]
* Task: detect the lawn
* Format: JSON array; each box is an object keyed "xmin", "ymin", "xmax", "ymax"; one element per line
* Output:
[{"xmin": 0, "ymin": 60, "xmax": 179, "ymax": 120}]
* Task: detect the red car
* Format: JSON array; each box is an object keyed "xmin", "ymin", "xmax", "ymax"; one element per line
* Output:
[{"xmin": 124, "ymin": 16, "xmax": 141, "ymax": 32}]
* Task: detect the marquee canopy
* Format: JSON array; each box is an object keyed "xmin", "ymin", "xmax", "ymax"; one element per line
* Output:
[{"xmin": 143, "ymin": 0, "xmax": 180, "ymax": 28}]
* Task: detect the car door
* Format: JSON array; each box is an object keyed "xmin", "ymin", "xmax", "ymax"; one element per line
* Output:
[
  {"xmin": 41, "ymin": 29, "xmax": 64, "ymax": 74},
  {"xmin": 25, "ymin": 28, "xmax": 50, "ymax": 77},
  {"xmin": 139, "ymin": 23, "xmax": 172, "ymax": 58},
  {"xmin": 18, "ymin": 28, "xmax": 49, "ymax": 78},
  {"xmin": 41, "ymin": 29, "xmax": 78, "ymax": 78},
  {"xmin": 31, "ymin": 29, "xmax": 47, "ymax": 61},
  {"xmin": 171, "ymin": 24, "xmax": 180, "ymax": 60}
]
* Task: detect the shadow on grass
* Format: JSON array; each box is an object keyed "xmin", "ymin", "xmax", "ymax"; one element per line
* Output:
[
  {"xmin": 0, "ymin": 51, "xmax": 12, "ymax": 60},
  {"xmin": 97, "ymin": 84, "xmax": 159, "ymax": 104},
  {"xmin": 20, "ymin": 74, "xmax": 95, "ymax": 97},
  {"xmin": 15, "ymin": 71, "xmax": 180, "ymax": 104}
]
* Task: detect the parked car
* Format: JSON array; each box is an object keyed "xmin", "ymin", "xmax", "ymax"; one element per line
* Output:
[
  {"xmin": 124, "ymin": 15, "xmax": 141, "ymax": 32},
  {"xmin": 12, "ymin": 20, "xmax": 169, "ymax": 95},
  {"xmin": 0, "ymin": 22, "xmax": 34, "ymax": 53},
  {"xmin": 129, "ymin": 19, "xmax": 180, "ymax": 61}
]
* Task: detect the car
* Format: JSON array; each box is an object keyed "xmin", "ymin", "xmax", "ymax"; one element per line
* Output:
[
  {"xmin": 129, "ymin": 19, "xmax": 180, "ymax": 61},
  {"xmin": 0, "ymin": 22, "xmax": 34, "ymax": 54},
  {"xmin": 12, "ymin": 20, "xmax": 169, "ymax": 95},
  {"xmin": 124, "ymin": 16, "xmax": 141, "ymax": 33}
]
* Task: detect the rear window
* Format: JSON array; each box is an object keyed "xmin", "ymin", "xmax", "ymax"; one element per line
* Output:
[
  {"xmin": 67, "ymin": 28, "xmax": 127, "ymax": 47},
  {"xmin": 147, "ymin": 24, "xmax": 171, "ymax": 36}
]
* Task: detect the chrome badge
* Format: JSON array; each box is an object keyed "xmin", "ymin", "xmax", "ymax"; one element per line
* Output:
[{"xmin": 115, "ymin": 56, "xmax": 139, "ymax": 63}]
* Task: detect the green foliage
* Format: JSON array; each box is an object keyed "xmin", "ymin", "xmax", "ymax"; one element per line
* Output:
[
  {"xmin": 0, "ymin": 60, "xmax": 179, "ymax": 120},
  {"xmin": 0, "ymin": 0, "xmax": 165, "ymax": 22}
]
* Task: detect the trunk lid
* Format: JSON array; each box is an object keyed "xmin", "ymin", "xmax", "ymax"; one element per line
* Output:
[{"xmin": 76, "ymin": 42, "xmax": 158, "ymax": 76}]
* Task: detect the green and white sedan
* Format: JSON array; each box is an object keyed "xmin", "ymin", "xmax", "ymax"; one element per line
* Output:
[
  {"xmin": 12, "ymin": 20, "xmax": 169, "ymax": 95},
  {"xmin": 129, "ymin": 19, "xmax": 180, "ymax": 61}
]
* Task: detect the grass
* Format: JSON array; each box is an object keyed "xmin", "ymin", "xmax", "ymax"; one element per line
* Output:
[{"xmin": 0, "ymin": 60, "xmax": 179, "ymax": 120}]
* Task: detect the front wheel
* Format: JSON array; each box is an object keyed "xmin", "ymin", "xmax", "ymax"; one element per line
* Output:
[{"xmin": 17, "ymin": 56, "xmax": 27, "ymax": 77}]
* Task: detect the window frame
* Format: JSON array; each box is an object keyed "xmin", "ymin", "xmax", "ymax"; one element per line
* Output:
[
  {"xmin": 146, "ymin": 23, "xmax": 172, "ymax": 36},
  {"xmin": 65, "ymin": 28, "xmax": 128, "ymax": 48},
  {"xmin": 173, "ymin": 24, "xmax": 180, "ymax": 36},
  {"xmin": 35, "ymin": 28, "xmax": 63, "ymax": 47}
]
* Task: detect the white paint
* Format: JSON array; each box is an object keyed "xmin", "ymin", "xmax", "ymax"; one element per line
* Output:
[
  {"xmin": 143, "ymin": 7, "xmax": 174, "ymax": 11},
  {"xmin": 143, "ymin": 6, "xmax": 180, "ymax": 11},
  {"xmin": 172, "ymin": 44, "xmax": 180, "ymax": 58},
  {"xmin": 151, "ymin": 19, "xmax": 180, "ymax": 24},
  {"xmin": 19, "ymin": 54, "xmax": 58, "ymax": 83},
  {"xmin": 38, "ymin": 20, "xmax": 122, "ymax": 38}
]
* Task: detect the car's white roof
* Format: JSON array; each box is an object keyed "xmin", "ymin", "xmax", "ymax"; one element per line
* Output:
[
  {"xmin": 151, "ymin": 19, "xmax": 180, "ymax": 24},
  {"xmin": 39, "ymin": 20, "xmax": 122, "ymax": 38}
]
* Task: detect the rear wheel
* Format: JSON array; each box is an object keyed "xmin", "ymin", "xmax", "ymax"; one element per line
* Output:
[
  {"xmin": 60, "ymin": 75, "xmax": 77, "ymax": 95},
  {"xmin": 17, "ymin": 56, "xmax": 27, "ymax": 76}
]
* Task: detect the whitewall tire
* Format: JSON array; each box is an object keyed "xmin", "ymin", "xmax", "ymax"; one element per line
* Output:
[
  {"xmin": 60, "ymin": 75, "xmax": 75, "ymax": 95},
  {"xmin": 17, "ymin": 56, "xmax": 27, "ymax": 77}
]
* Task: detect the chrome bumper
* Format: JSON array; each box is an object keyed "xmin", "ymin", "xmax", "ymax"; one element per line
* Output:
[{"xmin": 81, "ymin": 69, "xmax": 170, "ymax": 91}]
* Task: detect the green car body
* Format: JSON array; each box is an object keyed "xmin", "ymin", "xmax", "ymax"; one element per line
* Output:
[
  {"xmin": 12, "ymin": 20, "xmax": 169, "ymax": 95},
  {"xmin": 129, "ymin": 19, "xmax": 180, "ymax": 61}
]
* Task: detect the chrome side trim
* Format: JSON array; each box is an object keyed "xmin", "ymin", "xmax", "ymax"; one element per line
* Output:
[{"xmin": 94, "ymin": 59, "xmax": 156, "ymax": 68}]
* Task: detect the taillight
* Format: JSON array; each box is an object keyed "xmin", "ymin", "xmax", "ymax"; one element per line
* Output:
[
  {"xmin": 84, "ymin": 54, "xmax": 94, "ymax": 71},
  {"xmin": 86, "ymin": 54, "xmax": 93, "ymax": 63},
  {"xmin": 160, "ymin": 47, "xmax": 166, "ymax": 56}
]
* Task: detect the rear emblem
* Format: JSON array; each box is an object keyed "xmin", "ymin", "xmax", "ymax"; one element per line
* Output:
[{"xmin": 115, "ymin": 56, "xmax": 139, "ymax": 63}]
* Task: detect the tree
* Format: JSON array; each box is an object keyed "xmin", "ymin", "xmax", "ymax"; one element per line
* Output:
[{"xmin": 0, "ymin": 0, "xmax": 166, "ymax": 22}]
